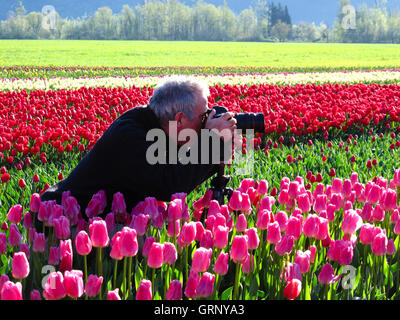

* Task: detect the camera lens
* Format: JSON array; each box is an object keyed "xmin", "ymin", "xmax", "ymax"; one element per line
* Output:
[{"xmin": 234, "ymin": 113, "xmax": 265, "ymax": 133}]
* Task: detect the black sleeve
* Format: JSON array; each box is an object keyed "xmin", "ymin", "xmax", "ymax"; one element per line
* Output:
[{"xmin": 114, "ymin": 128, "xmax": 229, "ymax": 202}]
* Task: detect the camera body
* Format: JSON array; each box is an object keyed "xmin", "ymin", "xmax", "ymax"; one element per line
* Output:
[{"xmin": 207, "ymin": 105, "xmax": 265, "ymax": 133}]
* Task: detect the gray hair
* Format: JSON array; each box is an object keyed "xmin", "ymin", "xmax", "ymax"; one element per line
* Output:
[{"xmin": 148, "ymin": 76, "xmax": 210, "ymax": 126}]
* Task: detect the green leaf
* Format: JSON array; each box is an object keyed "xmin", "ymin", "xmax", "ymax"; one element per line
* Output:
[{"xmin": 221, "ymin": 287, "xmax": 233, "ymax": 300}]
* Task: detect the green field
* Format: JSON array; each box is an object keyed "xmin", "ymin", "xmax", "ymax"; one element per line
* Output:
[{"xmin": 1, "ymin": 40, "xmax": 400, "ymax": 70}]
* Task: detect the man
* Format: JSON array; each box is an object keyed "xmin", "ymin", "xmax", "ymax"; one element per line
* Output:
[{"xmin": 40, "ymin": 76, "xmax": 238, "ymax": 217}]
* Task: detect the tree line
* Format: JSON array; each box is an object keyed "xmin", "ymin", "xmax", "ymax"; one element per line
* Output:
[{"xmin": 0, "ymin": 0, "xmax": 399, "ymax": 43}]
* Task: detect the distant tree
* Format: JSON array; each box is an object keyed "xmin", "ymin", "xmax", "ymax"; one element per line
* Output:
[
  {"xmin": 270, "ymin": 19, "xmax": 291, "ymax": 41},
  {"xmin": 121, "ymin": 5, "xmax": 135, "ymax": 40}
]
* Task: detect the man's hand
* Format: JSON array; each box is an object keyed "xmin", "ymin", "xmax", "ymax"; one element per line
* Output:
[{"xmin": 204, "ymin": 109, "xmax": 237, "ymax": 141}]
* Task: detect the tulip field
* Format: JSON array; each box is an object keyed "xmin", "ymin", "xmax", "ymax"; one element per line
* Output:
[{"xmin": 1, "ymin": 62, "xmax": 400, "ymax": 301}]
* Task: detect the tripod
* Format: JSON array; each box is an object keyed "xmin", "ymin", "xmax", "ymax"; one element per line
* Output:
[{"xmin": 210, "ymin": 164, "xmax": 233, "ymax": 205}]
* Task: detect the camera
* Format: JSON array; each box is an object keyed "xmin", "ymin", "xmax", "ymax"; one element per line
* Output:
[{"xmin": 207, "ymin": 105, "xmax": 265, "ymax": 133}]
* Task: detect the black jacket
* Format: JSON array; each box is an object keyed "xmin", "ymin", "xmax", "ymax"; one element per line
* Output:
[{"xmin": 40, "ymin": 106, "xmax": 221, "ymax": 216}]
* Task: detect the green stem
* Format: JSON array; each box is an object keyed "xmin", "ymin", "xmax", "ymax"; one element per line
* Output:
[
  {"xmin": 113, "ymin": 259, "xmax": 118, "ymax": 289},
  {"xmin": 128, "ymin": 256, "xmax": 133, "ymax": 299},
  {"xmin": 233, "ymin": 262, "xmax": 241, "ymax": 300},
  {"xmin": 97, "ymin": 247, "xmax": 103, "ymax": 300},
  {"xmin": 84, "ymin": 255, "xmax": 88, "ymax": 300},
  {"xmin": 151, "ymin": 268, "xmax": 156, "ymax": 299},
  {"xmin": 164, "ymin": 264, "xmax": 170, "ymax": 299},
  {"xmin": 123, "ymin": 257, "xmax": 127, "ymax": 299}
]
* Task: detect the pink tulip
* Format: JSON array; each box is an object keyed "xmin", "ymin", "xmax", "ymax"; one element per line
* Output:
[
  {"xmin": 230, "ymin": 235, "xmax": 248, "ymax": 263},
  {"xmin": 309, "ymin": 245, "xmax": 317, "ymax": 263},
  {"xmin": 282, "ymin": 262, "xmax": 301, "ymax": 283},
  {"xmin": 229, "ymin": 190, "xmax": 243, "ymax": 212},
  {"xmin": 12, "ymin": 251, "xmax": 30, "ymax": 280},
  {"xmin": 111, "ymin": 192, "xmax": 126, "ymax": 214},
  {"xmin": 8, "ymin": 224, "xmax": 21, "ymax": 247},
  {"xmin": 184, "ymin": 269, "xmax": 199, "ymax": 299},
  {"xmin": 104, "ymin": 212, "xmax": 115, "ymax": 234},
  {"xmin": 161, "ymin": 242, "xmax": 177, "ymax": 265},
  {"xmin": 284, "ymin": 279, "xmax": 302, "ymax": 300},
  {"xmin": 275, "ymin": 211, "xmax": 288, "ymax": 232},
  {"xmin": 360, "ymin": 223, "xmax": 375, "ymax": 244},
  {"xmin": 330, "ymin": 193, "xmax": 344, "ymax": 211},
  {"xmin": 43, "ymin": 272, "xmax": 66, "ymax": 300},
  {"xmin": 341, "ymin": 210, "xmax": 363, "ymax": 235},
  {"xmin": 192, "ymin": 247, "xmax": 212, "ymax": 273},
  {"xmin": 167, "ymin": 219, "xmax": 180, "ymax": 238},
  {"xmin": 47, "ymin": 204, "xmax": 64, "ymax": 227},
  {"xmin": 387, "ymin": 239, "xmax": 396, "ymax": 255},
  {"xmin": 286, "ymin": 216, "xmax": 302, "ymax": 240},
  {"xmin": 332, "ymin": 178, "xmax": 343, "ymax": 194},
  {"xmin": 148, "ymin": 242, "xmax": 164, "ymax": 268},
  {"xmin": 367, "ymin": 185, "xmax": 381, "ymax": 204},
  {"xmin": 131, "ymin": 214, "xmax": 149, "ymax": 236},
  {"xmin": 259, "ymin": 196, "xmax": 276, "ymax": 211},
  {"xmin": 240, "ymin": 178, "xmax": 254, "ymax": 193},
  {"xmin": 0, "ymin": 275, "xmax": 9, "ymax": 293},
  {"xmin": 361, "ymin": 202, "xmax": 374, "ymax": 222},
  {"xmin": 85, "ymin": 274, "xmax": 103, "ymax": 298},
  {"xmin": 241, "ymin": 253, "xmax": 255, "ymax": 274},
  {"xmin": 371, "ymin": 233, "xmax": 388, "ymax": 256},
  {"xmin": 372, "ymin": 205, "xmax": 385, "ymax": 223},
  {"xmin": 196, "ymin": 272, "xmax": 215, "ymax": 298},
  {"xmin": 275, "ymin": 235, "xmax": 294, "ymax": 256},
  {"xmin": 213, "ymin": 225, "xmax": 229, "ymax": 249},
  {"xmin": 342, "ymin": 179, "xmax": 352, "ymax": 198},
  {"xmin": 288, "ymin": 181, "xmax": 300, "ymax": 199},
  {"xmin": 195, "ymin": 222, "xmax": 205, "ymax": 242},
  {"xmin": 294, "ymin": 250, "xmax": 311, "ymax": 274},
  {"xmin": 303, "ymin": 214, "xmax": 319, "ymax": 238},
  {"xmin": 326, "ymin": 203, "xmax": 336, "ymax": 222},
  {"xmin": 30, "ymin": 193, "xmax": 41, "ymax": 213},
  {"xmin": 23, "ymin": 211, "xmax": 32, "ymax": 230},
  {"xmin": 107, "ymin": 288, "xmax": 121, "ymax": 300},
  {"xmin": 1, "ymin": 281, "xmax": 22, "ymax": 300},
  {"xmin": 245, "ymin": 228, "xmax": 260, "ymax": 250},
  {"xmin": 110, "ymin": 232, "xmax": 123, "ymax": 260},
  {"xmin": 142, "ymin": 236, "xmax": 155, "ymax": 258},
  {"xmin": 168, "ymin": 199, "xmax": 183, "ymax": 221},
  {"xmin": 0, "ymin": 233, "xmax": 6, "ymax": 255},
  {"xmin": 48, "ymin": 246, "xmax": 60, "ymax": 265},
  {"xmin": 214, "ymin": 251, "xmax": 229, "ymax": 275},
  {"xmin": 256, "ymin": 210, "xmax": 271, "ymax": 230},
  {"xmin": 395, "ymin": 220, "xmax": 400, "ymax": 235},
  {"xmin": 119, "ymin": 227, "xmax": 138, "ymax": 257},
  {"xmin": 75, "ymin": 230, "xmax": 92, "ymax": 256},
  {"xmin": 85, "ymin": 190, "xmax": 107, "ymax": 218},
  {"xmin": 318, "ymin": 263, "xmax": 341, "ymax": 284},
  {"xmin": 166, "ymin": 280, "xmax": 182, "ymax": 300},
  {"xmin": 63, "ymin": 196, "xmax": 80, "ymax": 225},
  {"xmin": 200, "ymin": 230, "xmax": 214, "ymax": 249},
  {"xmin": 64, "ymin": 270, "xmax": 84, "ymax": 299},
  {"xmin": 327, "ymin": 240, "xmax": 354, "ymax": 266},
  {"xmin": 314, "ymin": 194, "xmax": 327, "ymax": 214},
  {"xmin": 235, "ymin": 214, "xmax": 247, "ymax": 232},
  {"xmin": 60, "ymin": 239, "xmax": 73, "ymax": 273},
  {"xmin": 267, "ymin": 221, "xmax": 281, "ymax": 244},
  {"xmin": 54, "ymin": 216, "xmax": 70, "ymax": 240},
  {"xmin": 136, "ymin": 279, "xmax": 152, "ymax": 300},
  {"xmin": 316, "ymin": 216, "xmax": 329, "ymax": 241},
  {"xmin": 89, "ymin": 219, "xmax": 109, "ymax": 248},
  {"xmin": 30, "ymin": 290, "xmax": 42, "ymax": 300},
  {"xmin": 391, "ymin": 209, "xmax": 399, "ymax": 224},
  {"xmin": 180, "ymin": 222, "xmax": 196, "ymax": 247},
  {"xmin": 33, "ymin": 232, "xmax": 46, "ymax": 253},
  {"xmin": 256, "ymin": 179, "xmax": 268, "ymax": 195},
  {"xmin": 278, "ymin": 189, "xmax": 289, "ymax": 205},
  {"xmin": 297, "ymin": 193, "xmax": 311, "ymax": 213},
  {"xmin": 7, "ymin": 205, "xmax": 23, "ymax": 224}
]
